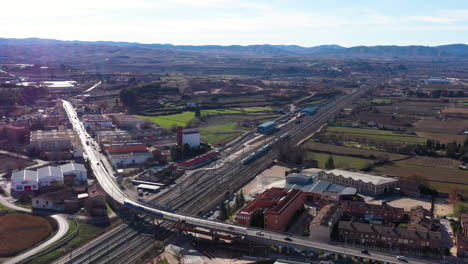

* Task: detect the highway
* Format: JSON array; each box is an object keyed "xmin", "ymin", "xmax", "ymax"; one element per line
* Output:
[{"xmin": 61, "ymin": 88, "xmax": 439, "ymax": 264}]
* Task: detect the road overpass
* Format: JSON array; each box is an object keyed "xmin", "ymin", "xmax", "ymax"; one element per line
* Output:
[{"xmin": 61, "ymin": 88, "xmax": 438, "ymax": 264}]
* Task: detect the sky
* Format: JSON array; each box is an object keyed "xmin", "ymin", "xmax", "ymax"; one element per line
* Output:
[{"xmin": 1, "ymin": 0, "xmax": 467, "ymax": 47}]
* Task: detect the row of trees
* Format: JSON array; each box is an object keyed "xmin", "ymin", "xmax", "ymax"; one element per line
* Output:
[
  {"xmin": 218, "ymin": 191, "xmax": 246, "ymax": 221},
  {"xmin": 414, "ymin": 138, "xmax": 468, "ymax": 162},
  {"xmin": 408, "ymin": 89, "xmax": 465, "ymax": 98}
]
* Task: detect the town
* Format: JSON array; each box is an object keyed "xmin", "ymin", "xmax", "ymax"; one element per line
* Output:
[{"xmin": 1, "ymin": 4, "xmax": 468, "ymax": 264}]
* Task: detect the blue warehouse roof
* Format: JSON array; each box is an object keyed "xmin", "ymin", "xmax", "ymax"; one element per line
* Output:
[
  {"xmin": 258, "ymin": 121, "xmax": 276, "ymax": 128},
  {"xmin": 285, "ymin": 172, "xmax": 356, "ymax": 196}
]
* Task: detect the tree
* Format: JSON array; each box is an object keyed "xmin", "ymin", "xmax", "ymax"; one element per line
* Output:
[
  {"xmin": 219, "ymin": 203, "xmax": 230, "ymax": 221},
  {"xmin": 119, "ymin": 88, "xmax": 137, "ymax": 108},
  {"xmin": 236, "ymin": 190, "xmax": 245, "ymax": 209},
  {"xmin": 325, "ymin": 156, "xmax": 335, "ymax": 170},
  {"xmin": 194, "ymin": 107, "xmax": 201, "ymax": 118},
  {"xmin": 446, "ymin": 141, "xmax": 458, "ymax": 158}
]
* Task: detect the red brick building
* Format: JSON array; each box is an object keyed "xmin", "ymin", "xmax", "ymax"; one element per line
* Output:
[
  {"xmin": 235, "ymin": 187, "xmax": 303, "ymax": 231},
  {"xmin": 340, "ymin": 200, "xmax": 404, "ymax": 222},
  {"xmin": 457, "ymin": 213, "xmax": 468, "ymax": 257},
  {"xmin": 5, "ymin": 122, "xmax": 30, "ymax": 143}
]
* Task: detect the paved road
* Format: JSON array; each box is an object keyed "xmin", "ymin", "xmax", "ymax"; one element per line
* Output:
[
  {"xmin": 83, "ymin": 81, "xmax": 102, "ymax": 93},
  {"xmin": 0, "ymin": 195, "xmax": 70, "ymax": 264}
]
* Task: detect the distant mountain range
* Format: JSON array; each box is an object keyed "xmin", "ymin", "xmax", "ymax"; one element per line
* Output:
[{"xmin": 1, "ymin": 37, "xmax": 468, "ymax": 58}]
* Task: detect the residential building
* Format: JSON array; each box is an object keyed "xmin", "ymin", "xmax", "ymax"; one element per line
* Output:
[
  {"xmin": 284, "ymin": 171, "xmax": 356, "ymax": 202},
  {"xmin": 340, "ymin": 200, "xmax": 404, "ymax": 222},
  {"xmin": 85, "ymin": 183, "xmax": 107, "ymax": 217},
  {"xmin": 37, "ymin": 166, "xmax": 64, "ymax": 187},
  {"xmin": 177, "ymin": 127, "xmax": 200, "ymax": 148},
  {"xmin": 32, "ymin": 189, "xmax": 80, "ymax": 213},
  {"xmin": 82, "ymin": 114, "xmax": 113, "ymax": 128},
  {"xmin": 338, "ymin": 221, "xmax": 443, "ymax": 251},
  {"xmin": 408, "ymin": 206, "xmax": 434, "ymax": 232},
  {"xmin": 318, "ymin": 169, "xmax": 398, "ymax": 195},
  {"xmin": 60, "ymin": 162, "xmax": 87, "ymax": 184},
  {"xmin": 236, "ymin": 187, "xmax": 303, "ymax": 231},
  {"xmin": 309, "ymin": 203, "xmax": 343, "ymax": 242},
  {"xmin": 11, "ymin": 170, "xmax": 38, "ymax": 192},
  {"xmin": 30, "ymin": 129, "xmax": 78, "ymax": 151}
]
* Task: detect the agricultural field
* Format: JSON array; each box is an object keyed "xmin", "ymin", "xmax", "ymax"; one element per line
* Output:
[
  {"xmin": 413, "ymin": 119, "xmax": 468, "ymax": 143},
  {"xmin": 374, "ymin": 163, "xmax": 468, "ymax": 194},
  {"xmin": 304, "ymin": 142, "xmax": 408, "ymax": 161},
  {"xmin": 326, "ymin": 126, "xmax": 426, "ymax": 144},
  {"xmin": 308, "ymin": 152, "xmax": 371, "ymax": 170},
  {"xmin": 413, "ymin": 119, "xmax": 468, "ymax": 135},
  {"xmin": 0, "ymin": 214, "xmax": 52, "ymax": 257},
  {"xmin": 400, "ymin": 156, "xmax": 461, "ymax": 169}
]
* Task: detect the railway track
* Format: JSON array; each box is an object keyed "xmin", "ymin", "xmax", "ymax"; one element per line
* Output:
[{"xmin": 160, "ymin": 87, "xmax": 367, "ymax": 215}]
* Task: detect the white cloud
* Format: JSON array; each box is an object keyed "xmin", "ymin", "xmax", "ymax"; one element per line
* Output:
[{"xmin": 410, "ymin": 9, "xmax": 468, "ymax": 24}]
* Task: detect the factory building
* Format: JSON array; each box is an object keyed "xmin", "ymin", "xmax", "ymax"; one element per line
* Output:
[
  {"xmin": 82, "ymin": 114, "xmax": 113, "ymax": 128},
  {"xmin": 37, "ymin": 166, "xmax": 64, "ymax": 187},
  {"xmin": 12, "ymin": 170, "xmax": 39, "ymax": 192},
  {"xmin": 12, "ymin": 162, "xmax": 87, "ymax": 192},
  {"xmin": 104, "ymin": 142, "xmax": 152, "ymax": 167},
  {"xmin": 284, "ymin": 171, "xmax": 356, "ymax": 201},
  {"xmin": 60, "ymin": 162, "xmax": 88, "ymax": 184},
  {"xmin": 317, "ymin": 169, "xmax": 398, "ymax": 195},
  {"xmin": 177, "ymin": 127, "xmax": 200, "ymax": 148}
]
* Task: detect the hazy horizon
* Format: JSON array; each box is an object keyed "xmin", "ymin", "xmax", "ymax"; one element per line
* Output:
[{"xmin": 1, "ymin": 0, "xmax": 467, "ymax": 47}]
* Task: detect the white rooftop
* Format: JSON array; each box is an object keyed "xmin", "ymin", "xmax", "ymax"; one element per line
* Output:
[
  {"xmin": 12, "ymin": 170, "xmax": 38, "ymax": 182},
  {"xmin": 37, "ymin": 166, "xmax": 63, "ymax": 178},
  {"xmin": 323, "ymin": 169, "xmax": 398, "ymax": 185},
  {"xmin": 60, "ymin": 162, "xmax": 86, "ymax": 173}
]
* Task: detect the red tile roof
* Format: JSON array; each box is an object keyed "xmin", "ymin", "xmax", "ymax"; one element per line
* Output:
[
  {"xmin": 179, "ymin": 152, "xmax": 218, "ymax": 167},
  {"xmin": 106, "ymin": 145, "xmax": 147, "ymax": 153}
]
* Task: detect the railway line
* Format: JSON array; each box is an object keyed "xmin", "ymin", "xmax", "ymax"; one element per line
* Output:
[
  {"xmin": 156, "ymin": 87, "xmax": 365, "ymax": 215},
  {"xmin": 58, "ymin": 85, "xmax": 439, "ymax": 264}
]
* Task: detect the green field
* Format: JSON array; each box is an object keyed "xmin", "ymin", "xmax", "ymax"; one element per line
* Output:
[
  {"xmin": 327, "ymin": 126, "xmax": 426, "ymax": 144},
  {"xmin": 136, "ymin": 107, "xmax": 274, "ymax": 129},
  {"xmin": 136, "ymin": 112, "xmax": 195, "ymax": 128},
  {"xmin": 308, "ymin": 152, "xmax": 371, "ymax": 170},
  {"xmin": 200, "ymin": 121, "xmax": 246, "ymax": 145}
]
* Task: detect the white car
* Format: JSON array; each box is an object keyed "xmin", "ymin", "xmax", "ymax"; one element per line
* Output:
[{"xmin": 396, "ymin": 256, "xmax": 407, "ymax": 262}]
